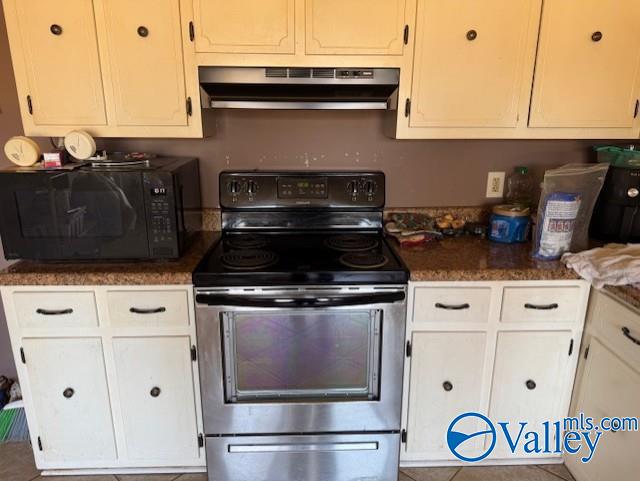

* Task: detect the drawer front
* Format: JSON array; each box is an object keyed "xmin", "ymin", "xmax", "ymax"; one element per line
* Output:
[
  {"xmin": 593, "ymin": 292, "xmax": 640, "ymax": 372},
  {"xmin": 501, "ymin": 286, "xmax": 580, "ymax": 323},
  {"xmin": 13, "ymin": 291, "xmax": 98, "ymax": 329},
  {"xmin": 107, "ymin": 290, "xmax": 189, "ymax": 327},
  {"xmin": 413, "ymin": 287, "xmax": 491, "ymax": 323}
]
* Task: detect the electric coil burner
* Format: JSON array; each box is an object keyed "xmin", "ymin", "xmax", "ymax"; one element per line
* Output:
[{"xmin": 193, "ymin": 171, "xmax": 408, "ymax": 481}]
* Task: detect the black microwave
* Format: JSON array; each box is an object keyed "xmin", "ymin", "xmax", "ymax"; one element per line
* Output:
[{"xmin": 0, "ymin": 157, "xmax": 201, "ymax": 261}]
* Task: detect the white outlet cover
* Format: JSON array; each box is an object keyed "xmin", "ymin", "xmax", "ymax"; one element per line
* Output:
[{"xmin": 486, "ymin": 171, "xmax": 505, "ymax": 198}]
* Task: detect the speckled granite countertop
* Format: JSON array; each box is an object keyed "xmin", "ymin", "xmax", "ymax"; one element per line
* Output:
[
  {"xmin": 391, "ymin": 237, "xmax": 580, "ymax": 282},
  {"xmin": 602, "ymin": 285, "xmax": 640, "ymax": 311},
  {"xmin": 0, "ymin": 232, "xmax": 219, "ymax": 286}
]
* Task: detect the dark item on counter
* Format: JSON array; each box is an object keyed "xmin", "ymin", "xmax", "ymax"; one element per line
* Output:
[{"xmin": 465, "ymin": 222, "xmax": 488, "ymax": 238}]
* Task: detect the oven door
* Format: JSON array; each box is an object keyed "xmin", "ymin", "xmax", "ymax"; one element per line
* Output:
[
  {"xmin": 195, "ymin": 286, "xmax": 406, "ymax": 435},
  {"xmin": 0, "ymin": 170, "xmax": 149, "ymax": 260}
]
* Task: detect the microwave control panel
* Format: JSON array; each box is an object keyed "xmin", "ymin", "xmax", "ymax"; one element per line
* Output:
[{"xmin": 144, "ymin": 173, "xmax": 178, "ymax": 256}]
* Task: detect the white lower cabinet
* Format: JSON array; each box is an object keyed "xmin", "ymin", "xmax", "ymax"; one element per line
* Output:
[
  {"xmin": 112, "ymin": 336, "xmax": 200, "ymax": 462},
  {"xmin": 402, "ymin": 281, "xmax": 589, "ymax": 466},
  {"xmin": 1, "ymin": 285, "xmax": 204, "ymax": 474},
  {"xmin": 22, "ymin": 337, "xmax": 117, "ymax": 463}
]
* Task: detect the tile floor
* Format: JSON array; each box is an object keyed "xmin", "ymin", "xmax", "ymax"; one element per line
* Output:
[{"xmin": 0, "ymin": 442, "xmax": 576, "ymax": 481}]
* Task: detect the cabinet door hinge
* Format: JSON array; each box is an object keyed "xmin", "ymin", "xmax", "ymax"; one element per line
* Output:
[
  {"xmin": 26, "ymin": 95, "xmax": 33, "ymax": 115},
  {"xmin": 568, "ymin": 338, "xmax": 574, "ymax": 356},
  {"xmin": 37, "ymin": 436, "xmax": 43, "ymax": 451},
  {"xmin": 635, "ymin": 99, "xmax": 639, "ymax": 119},
  {"xmin": 403, "ymin": 25, "xmax": 409, "ymax": 45},
  {"xmin": 198, "ymin": 433, "xmax": 204, "ymax": 448},
  {"xmin": 584, "ymin": 345, "xmax": 590, "ymax": 359},
  {"xmin": 405, "ymin": 340, "xmax": 412, "ymax": 357},
  {"xmin": 404, "ymin": 98, "xmax": 411, "ymax": 118},
  {"xmin": 186, "ymin": 97, "xmax": 193, "ymax": 117},
  {"xmin": 191, "ymin": 345, "xmax": 197, "ymax": 362},
  {"xmin": 20, "ymin": 347, "xmax": 26, "ymax": 364},
  {"xmin": 401, "ymin": 429, "xmax": 407, "ymax": 443},
  {"xmin": 189, "ymin": 21, "xmax": 195, "ymax": 42}
]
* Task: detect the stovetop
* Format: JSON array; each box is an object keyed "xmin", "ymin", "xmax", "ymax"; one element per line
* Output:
[{"xmin": 193, "ymin": 231, "xmax": 409, "ymax": 287}]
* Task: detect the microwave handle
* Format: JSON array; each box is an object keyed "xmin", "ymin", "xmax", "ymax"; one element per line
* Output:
[{"xmin": 195, "ymin": 291, "xmax": 405, "ymax": 308}]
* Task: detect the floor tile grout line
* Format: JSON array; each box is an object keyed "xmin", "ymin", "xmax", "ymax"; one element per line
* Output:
[
  {"xmin": 537, "ymin": 464, "xmax": 574, "ymax": 481},
  {"xmin": 448, "ymin": 466, "xmax": 463, "ymax": 481},
  {"xmin": 399, "ymin": 469, "xmax": 420, "ymax": 481}
]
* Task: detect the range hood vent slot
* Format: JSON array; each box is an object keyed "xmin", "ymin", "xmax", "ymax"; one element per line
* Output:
[{"xmin": 199, "ymin": 67, "xmax": 400, "ymax": 111}]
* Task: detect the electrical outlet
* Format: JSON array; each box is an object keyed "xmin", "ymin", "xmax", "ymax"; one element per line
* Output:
[{"xmin": 486, "ymin": 171, "xmax": 505, "ymax": 198}]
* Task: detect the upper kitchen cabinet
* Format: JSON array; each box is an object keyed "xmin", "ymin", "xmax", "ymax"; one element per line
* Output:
[
  {"xmin": 2, "ymin": 0, "xmax": 107, "ymax": 128},
  {"xmin": 394, "ymin": 0, "xmax": 541, "ymax": 138},
  {"xmin": 94, "ymin": 0, "xmax": 189, "ymax": 127},
  {"xmin": 305, "ymin": 0, "xmax": 408, "ymax": 55},
  {"xmin": 192, "ymin": 0, "xmax": 295, "ymax": 54},
  {"xmin": 529, "ymin": 0, "xmax": 640, "ymax": 134}
]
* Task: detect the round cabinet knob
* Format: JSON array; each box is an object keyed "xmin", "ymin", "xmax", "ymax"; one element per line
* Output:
[
  {"xmin": 525, "ymin": 379, "xmax": 537, "ymax": 390},
  {"xmin": 150, "ymin": 387, "xmax": 161, "ymax": 398},
  {"xmin": 228, "ymin": 181, "xmax": 241, "ymax": 194},
  {"xmin": 466, "ymin": 29, "xmax": 478, "ymax": 41},
  {"xmin": 137, "ymin": 26, "xmax": 149, "ymax": 38},
  {"xmin": 347, "ymin": 181, "xmax": 359, "ymax": 196},
  {"xmin": 628, "ymin": 187, "xmax": 639, "ymax": 198},
  {"xmin": 50, "ymin": 24, "xmax": 63, "ymax": 36},
  {"xmin": 247, "ymin": 180, "xmax": 257, "ymax": 195},
  {"xmin": 442, "ymin": 381, "xmax": 453, "ymax": 392},
  {"xmin": 591, "ymin": 31, "xmax": 603, "ymax": 42},
  {"xmin": 63, "ymin": 388, "xmax": 75, "ymax": 399}
]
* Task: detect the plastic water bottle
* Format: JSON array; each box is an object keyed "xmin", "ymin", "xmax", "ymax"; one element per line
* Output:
[{"xmin": 505, "ymin": 166, "xmax": 534, "ymax": 207}]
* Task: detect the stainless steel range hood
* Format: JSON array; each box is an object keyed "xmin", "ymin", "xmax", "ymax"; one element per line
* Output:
[{"xmin": 199, "ymin": 67, "xmax": 399, "ymax": 110}]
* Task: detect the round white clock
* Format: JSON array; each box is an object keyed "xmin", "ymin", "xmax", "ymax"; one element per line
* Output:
[
  {"xmin": 64, "ymin": 130, "xmax": 96, "ymax": 160},
  {"xmin": 3, "ymin": 136, "xmax": 41, "ymax": 167}
]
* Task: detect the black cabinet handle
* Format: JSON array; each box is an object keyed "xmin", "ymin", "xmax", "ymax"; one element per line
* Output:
[
  {"xmin": 129, "ymin": 307, "xmax": 166, "ymax": 315},
  {"xmin": 36, "ymin": 308, "xmax": 73, "ymax": 316},
  {"xmin": 526, "ymin": 380, "xmax": 536, "ymax": 390},
  {"xmin": 466, "ymin": 29, "xmax": 477, "ymax": 41},
  {"xmin": 435, "ymin": 303, "xmax": 470, "ymax": 310},
  {"xmin": 63, "ymin": 388, "xmax": 75, "ymax": 399},
  {"xmin": 622, "ymin": 327, "xmax": 640, "ymax": 346},
  {"xmin": 443, "ymin": 381, "xmax": 453, "ymax": 392},
  {"xmin": 591, "ymin": 31, "xmax": 603, "ymax": 42},
  {"xmin": 137, "ymin": 26, "xmax": 149, "ymax": 37},
  {"xmin": 50, "ymin": 24, "xmax": 63, "ymax": 36},
  {"xmin": 150, "ymin": 387, "xmax": 161, "ymax": 398},
  {"xmin": 524, "ymin": 303, "xmax": 558, "ymax": 310}
]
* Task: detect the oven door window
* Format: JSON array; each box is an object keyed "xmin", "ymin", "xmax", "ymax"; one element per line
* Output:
[{"xmin": 222, "ymin": 310, "xmax": 381, "ymax": 402}]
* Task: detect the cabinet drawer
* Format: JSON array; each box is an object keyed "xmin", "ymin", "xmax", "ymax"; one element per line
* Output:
[
  {"xmin": 501, "ymin": 286, "xmax": 580, "ymax": 323},
  {"xmin": 107, "ymin": 290, "xmax": 189, "ymax": 327},
  {"xmin": 13, "ymin": 291, "xmax": 98, "ymax": 329},
  {"xmin": 593, "ymin": 292, "xmax": 640, "ymax": 373},
  {"xmin": 412, "ymin": 287, "xmax": 491, "ymax": 323}
]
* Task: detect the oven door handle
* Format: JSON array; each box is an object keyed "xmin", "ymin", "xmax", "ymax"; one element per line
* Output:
[{"xmin": 195, "ymin": 291, "xmax": 405, "ymax": 308}]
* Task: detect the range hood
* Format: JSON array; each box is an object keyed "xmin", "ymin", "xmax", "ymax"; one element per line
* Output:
[{"xmin": 199, "ymin": 67, "xmax": 399, "ymax": 110}]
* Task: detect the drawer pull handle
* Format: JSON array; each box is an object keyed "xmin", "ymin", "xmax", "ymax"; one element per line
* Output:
[
  {"xmin": 524, "ymin": 303, "xmax": 558, "ymax": 310},
  {"xmin": 150, "ymin": 387, "xmax": 161, "ymax": 398},
  {"xmin": 525, "ymin": 379, "xmax": 537, "ymax": 390},
  {"xmin": 622, "ymin": 327, "xmax": 640, "ymax": 346},
  {"xmin": 36, "ymin": 308, "xmax": 73, "ymax": 316},
  {"xmin": 443, "ymin": 381, "xmax": 453, "ymax": 392},
  {"xmin": 435, "ymin": 302, "xmax": 470, "ymax": 310},
  {"xmin": 63, "ymin": 388, "xmax": 75, "ymax": 399},
  {"xmin": 129, "ymin": 307, "xmax": 166, "ymax": 315}
]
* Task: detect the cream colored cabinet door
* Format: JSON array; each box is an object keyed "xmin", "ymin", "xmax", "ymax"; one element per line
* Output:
[
  {"xmin": 94, "ymin": 0, "xmax": 188, "ymax": 126},
  {"xmin": 306, "ymin": 0, "xmax": 407, "ymax": 55},
  {"xmin": 405, "ymin": 332, "xmax": 488, "ymax": 460},
  {"xmin": 489, "ymin": 331, "xmax": 574, "ymax": 459},
  {"xmin": 530, "ymin": 0, "xmax": 640, "ymax": 129},
  {"xmin": 3, "ymin": 0, "xmax": 107, "ymax": 126},
  {"xmin": 112, "ymin": 336, "xmax": 200, "ymax": 463},
  {"xmin": 566, "ymin": 340, "xmax": 640, "ymax": 481},
  {"xmin": 409, "ymin": 0, "xmax": 540, "ymax": 128},
  {"xmin": 193, "ymin": 0, "xmax": 295, "ymax": 54},
  {"xmin": 22, "ymin": 338, "xmax": 116, "ymax": 463}
]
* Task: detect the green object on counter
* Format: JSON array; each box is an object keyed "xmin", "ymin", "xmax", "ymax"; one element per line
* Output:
[{"xmin": 594, "ymin": 146, "xmax": 640, "ymax": 168}]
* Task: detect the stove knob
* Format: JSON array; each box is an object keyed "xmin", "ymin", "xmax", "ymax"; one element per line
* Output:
[
  {"xmin": 228, "ymin": 180, "xmax": 241, "ymax": 194},
  {"xmin": 247, "ymin": 180, "xmax": 257, "ymax": 195},
  {"xmin": 347, "ymin": 181, "xmax": 359, "ymax": 195},
  {"xmin": 363, "ymin": 180, "xmax": 376, "ymax": 195}
]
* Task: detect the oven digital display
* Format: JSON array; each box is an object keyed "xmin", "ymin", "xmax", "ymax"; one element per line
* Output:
[{"xmin": 278, "ymin": 177, "xmax": 328, "ymax": 199}]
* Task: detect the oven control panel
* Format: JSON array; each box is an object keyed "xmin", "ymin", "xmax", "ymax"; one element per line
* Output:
[{"xmin": 220, "ymin": 172, "xmax": 385, "ymax": 209}]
